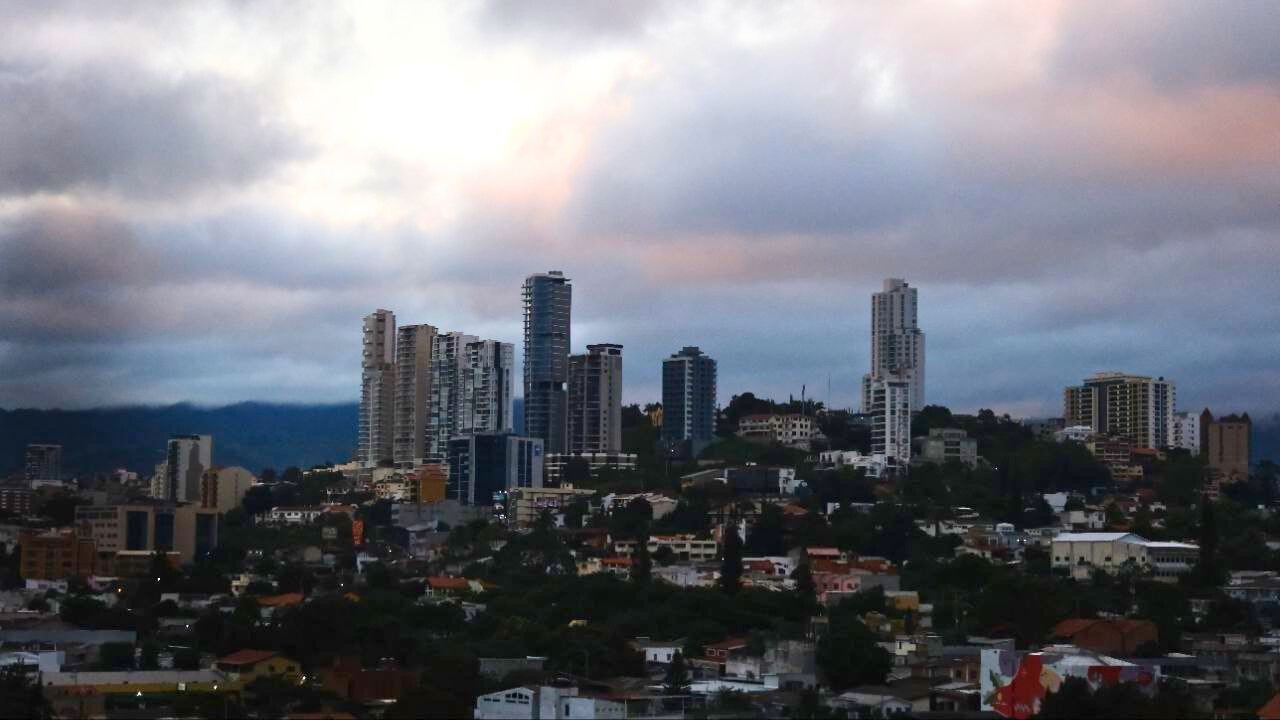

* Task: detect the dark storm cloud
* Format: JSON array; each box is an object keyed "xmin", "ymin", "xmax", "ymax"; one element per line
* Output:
[{"xmin": 0, "ymin": 63, "xmax": 303, "ymax": 199}]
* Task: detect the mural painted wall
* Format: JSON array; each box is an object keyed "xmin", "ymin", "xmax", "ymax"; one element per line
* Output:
[{"xmin": 980, "ymin": 648, "xmax": 1158, "ymax": 719}]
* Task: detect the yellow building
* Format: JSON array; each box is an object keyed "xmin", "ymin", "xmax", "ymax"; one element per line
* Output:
[
  {"xmin": 42, "ymin": 670, "xmax": 228, "ymax": 718},
  {"xmin": 216, "ymin": 649, "xmax": 303, "ymax": 686}
]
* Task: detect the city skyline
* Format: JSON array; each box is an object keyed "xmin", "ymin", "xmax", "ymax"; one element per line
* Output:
[{"xmin": 1, "ymin": 2, "xmax": 1277, "ymax": 417}]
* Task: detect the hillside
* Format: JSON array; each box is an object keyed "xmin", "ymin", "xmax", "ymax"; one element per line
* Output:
[{"xmin": 0, "ymin": 402, "xmax": 358, "ymax": 477}]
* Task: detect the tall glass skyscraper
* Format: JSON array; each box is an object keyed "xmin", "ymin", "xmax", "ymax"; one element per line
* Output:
[
  {"xmin": 522, "ymin": 271, "xmax": 572, "ymax": 454},
  {"xmin": 861, "ymin": 278, "xmax": 925, "ymax": 413}
]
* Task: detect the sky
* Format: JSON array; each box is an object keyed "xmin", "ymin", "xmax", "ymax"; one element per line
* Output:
[{"xmin": 1, "ymin": 1, "xmax": 1278, "ymax": 417}]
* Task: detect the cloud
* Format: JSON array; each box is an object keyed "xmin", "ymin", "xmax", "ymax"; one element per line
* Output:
[
  {"xmin": 0, "ymin": 62, "xmax": 304, "ymax": 199},
  {"xmin": 0, "ymin": 0, "xmax": 1278, "ymax": 422}
]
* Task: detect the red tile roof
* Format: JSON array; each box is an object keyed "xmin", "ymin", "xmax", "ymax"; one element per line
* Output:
[
  {"xmin": 426, "ymin": 576, "xmax": 469, "ymax": 590},
  {"xmin": 1259, "ymin": 692, "xmax": 1280, "ymax": 720},
  {"xmin": 258, "ymin": 592, "xmax": 304, "ymax": 607},
  {"xmin": 219, "ymin": 649, "xmax": 278, "ymax": 666}
]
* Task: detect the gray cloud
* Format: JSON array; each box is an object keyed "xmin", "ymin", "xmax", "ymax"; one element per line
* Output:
[
  {"xmin": 1051, "ymin": 1, "xmax": 1280, "ymax": 89},
  {"xmin": 0, "ymin": 62, "xmax": 303, "ymax": 199}
]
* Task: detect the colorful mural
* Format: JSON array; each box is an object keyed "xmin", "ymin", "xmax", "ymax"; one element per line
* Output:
[{"xmin": 980, "ymin": 648, "xmax": 1157, "ymax": 719}]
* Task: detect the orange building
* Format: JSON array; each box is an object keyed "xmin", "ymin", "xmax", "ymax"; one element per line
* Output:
[
  {"xmin": 19, "ymin": 529, "xmax": 97, "ymax": 580},
  {"xmin": 412, "ymin": 464, "xmax": 447, "ymax": 503}
]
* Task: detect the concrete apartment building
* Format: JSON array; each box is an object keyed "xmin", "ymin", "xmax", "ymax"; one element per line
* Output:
[
  {"xmin": 18, "ymin": 528, "xmax": 97, "ymax": 581},
  {"xmin": 543, "ymin": 452, "xmax": 638, "ymax": 485},
  {"xmin": 446, "ymin": 434, "xmax": 544, "ymax": 506},
  {"xmin": 427, "ymin": 332, "xmax": 515, "ymax": 462},
  {"xmin": 861, "ymin": 278, "xmax": 925, "ymax": 414},
  {"xmin": 1063, "ymin": 372, "xmax": 1175, "ymax": 449},
  {"xmin": 24, "ymin": 444, "xmax": 62, "ymax": 486},
  {"xmin": 75, "ymin": 503, "xmax": 219, "ymax": 566},
  {"xmin": 159, "ymin": 435, "xmax": 212, "ymax": 503},
  {"xmin": 1202, "ymin": 409, "xmax": 1252, "ymax": 483},
  {"xmin": 567, "ymin": 343, "xmax": 623, "ymax": 455},
  {"xmin": 359, "ymin": 309, "xmax": 397, "ymax": 467},
  {"xmin": 199, "ymin": 466, "xmax": 255, "ymax": 512},
  {"xmin": 918, "ymin": 428, "xmax": 978, "ymax": 468},
  {"xmin": 662, "ymin": 346, "xmax": 718, "ymax": 448},
  {"xmin": 1169, "ymin": 411, "xmax": 1201, "ymax": 454},
  {"xmin": 523, "ymin": 271, "xmax": 572, "ymax": 455},
  {"xmin": 868, "ymin": 373, "xmax": 913, "ymax": 469},
  {"xmin": 737, "ymin": 414, "xmax": 824, "ymax": 450},
  {"xmin": 393, "ymin": 323, "xmax": 437, "ymax": 466}
]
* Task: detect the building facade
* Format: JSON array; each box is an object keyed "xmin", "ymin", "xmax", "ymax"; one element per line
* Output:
[
  {"xmin": 523, "ymin": 271, "xmax": 572, "ymax": 455},
  {"xmin": 918, "ymin": 428, "xmax": 978, "ymax": 467},
  {"xmin": 393, "ymin": 323, "xmax": 437, "ymax": 466},
  {"xmin": 446, "ymin": 434, "xmax": 544, "ymax": 506},
  {"xmin": 1050, "ymin": 532, "xmax": 1198, "ymax": 582},
  {"xmin": 1202, "ymin": 409, "xmax": 1252, "ymax": 483},
  {"xmin": 868, "ymin": 374, "xmax": 913, "ymax": 469},
  {"xmin": 661, "ymin": 346, "xmax": 717, "ymax": 446},
  {"xmin": 567, "ymin": 343, "xmax": 623, "ymax": 455},
  {"xmin": 736, "ymin": 414, "xmax": 824, "ymax": 450},
  {"xmin": 427, "ymin": 333, "xmax": 515, "ymax": 461},
  {"xmin": 1169, "ymin": 411, "xmax": 1201, "ymax": 454},
  {"xmin": 199, "ymin": 466, "xmax": 255, "ymax": 512},
  {"xmin": 75, "ymin": 503, "xmax": 219, "ymax": 566},
  {"xmin": 861, "ymin": 278, "xmax": 925, "ymax": 413},
  {"xmin": 359, "ymin": 309, "xmax": 397, "ymax": 466},
  {"xmin": 161, "ymin": 435, "xmax": 212, "ymax": 503},
  {"xmin": 24, "ymin": 444, "xmax": 62, "ymax": 486},
  {"xmin": 1062, "ymin": 372, "xmax": 1175, "ymax": 450}
]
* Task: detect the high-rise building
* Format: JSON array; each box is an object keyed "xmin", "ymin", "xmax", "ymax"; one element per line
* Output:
[
  {"xmin": 568, "ymin": 343, "xmax": 623, "ymax": 455},
  {"xmin": 868, "ymin": 374, "xmax": 912, "ymax": 468},
  {"xmin": 427, "ymin": 332, "xmax": 515, "ymax": 462},
  {"xmin": 1169, "ymin": 411, "xmax": 1201, "ymax": 454},
  {"xmin": 394, "ymin": 323, "xmax": 438, "ymax": 466},
  {"xmin": 446, "ymin": 433, "xmax": 544, "ymax": 506},
  {"xmin": 662, "ymin": 346, "xmax": 717, "ymax": 446},
  {"xmin": 76, "ymin": 503, "xmax": 219, "ymax": 565},
  {"xmin": 861, "ymin": 278, "xmax": 925, "ymax": 413},
  {"xmin": 359, "ymin": 309, "xmax": 397, "ymax": 467},
  {"xmin": 24, "ymin": 444, "xmax": 62, "ymax": 486},
  {"xmin": 1202, "ymin": 409, "xmax": 1251, "ymax": 482},
  {"xmin": 1062, "ymin": 373, "xmax": 1175, "ymax": 450},
  {"xmin": 162, "ymin": 435, "xmax": 212, "ymax": 503},
  {"xmin": 523, "ymin": 271, "xmax": 572, "ymax": 454}
]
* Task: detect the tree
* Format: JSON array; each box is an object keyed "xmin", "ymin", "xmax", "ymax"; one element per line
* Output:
[
  {"xmin": 815, "ymin": 618, "xmax": 891, "ymax": 691},
  {"xmin": 98, "ymin": 642, "xmax": 135, "ymax": 670},
  {"xmin": 633, "ymin": 527, "xmax": 652, "ymax": 584},
  {"xmin": 561, "ymin": 457, "xmax": 592, "ymax": 488},
  {"xmin": 0, "ymin": 664, "xmax": 49, "ymax": 719},
  {"xmin": 663, "ymin": 651, "xmax": 690, "ymax": 695},
  {"xmin": 744, "ymin": 504, "xmax": 786, "ymax": 556},
  {"xmin": 793, "ymin": 559, "xmax": 817, "ymax": 613},
  {"xmin": 1196, "ymin": 494, "xmax": 1223, "ymax": 586},
  {"xmin": 139, "ymin": 642, "xmax": 160, "ymax": 670},
  {"xmin": 719, "ymin": 522, "xmax": 743, "ymax": 595},
  {"xmin": 173, "ymin": 647, "xmax": 201, "ymax": 670}
]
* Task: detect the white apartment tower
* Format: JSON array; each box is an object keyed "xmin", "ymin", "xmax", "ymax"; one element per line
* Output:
[
  {"xmin": 427, "ymin": 332, "xmax": 515, "ymax": 462},
  {"xmin": 359, "ymin": 309, "xmax": 396, "ymax": 467},
  {"xmin": 1169, "ymin": 411, "xmax": 1201, "ymax": 455},
  {"xmin": 394, "ymin": 323, "xmax": 438, "ymax": 466},
  {"xmin": 868, "ymin": 375, "xmax": 912, "ymax": 469},
  {"xmin": 861, "ymin": 278, "xmax": 925, "ymax": 414}
]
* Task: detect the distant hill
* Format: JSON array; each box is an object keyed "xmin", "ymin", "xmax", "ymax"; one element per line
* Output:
[
  {"xmin": 0, "ymin": 402, "xmax": 358, "ymax": 477},
  {"xmin": 1257, "ymin": 413, "xmax": 1280, "ymax": 466},
  {"xmin": 1, "ymin": 397, "xmax": 528, "ymax": 478}
]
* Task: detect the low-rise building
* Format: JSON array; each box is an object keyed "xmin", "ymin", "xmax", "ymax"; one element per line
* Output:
[
  {"xmin": 614, "ymin": 535, "xmax": 718, "ymax": 563},
  {"xmin": 506, "ymin": 487, "xmax": 595, "ymax": 529},
  {"xmin": 543, "ymin": 453, "xmax": 638, "ymax": 485},
  {"xmin": 737, "ymin": 414, "xmax": 826, "ymax": 450},
  {"xmin": 1051, "ymin": 532, "xmax": 1198, "ymax": 581},
  {"xmin": 916, "ymin": 428, "xmax": 979, "ymax": 467},
  {"xmin": 474, "ymin": 685, "xmax": 625, "ymax": 720},
  {"xmin": 815, "ymin": 450, "xmax": 888, "ymax": 479},
  {"xmin": 43, "ymin": 670, "xmax": 226, "ymax": 719},
  {"xmin": 215, "ymin": 649, "xmax": 301, "ymax": 686},
  {"xmin": 264, "ymin": 506, "xmax": 324, "ymax": 525}
]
